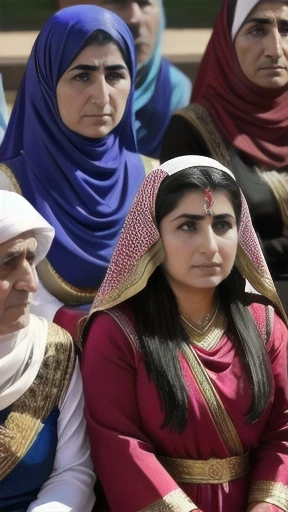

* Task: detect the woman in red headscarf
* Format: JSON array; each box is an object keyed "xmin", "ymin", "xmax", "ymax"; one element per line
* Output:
[
  {"xmin": 82, "ymin": 156, "xmax": 288, "ymax": 512},
  {"xmin": 161, "ymin": 0, "xmax": 288, "ymax": 310}
]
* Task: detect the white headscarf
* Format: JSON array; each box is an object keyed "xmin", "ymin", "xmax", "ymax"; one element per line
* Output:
[
  {"xmin": 0, "ymin": 190, "xmax": 54, "ymax": 263},
  {"xmin": 0, "ymin": 191, "xmax": 55, "ymax": 410},
  {"xmin": 231, "ymin": 0, "xmax": 259, "ymax": 40},
  {"xmin": 161, "ymin": 155, "xmax": 235, "ymax": 180}
]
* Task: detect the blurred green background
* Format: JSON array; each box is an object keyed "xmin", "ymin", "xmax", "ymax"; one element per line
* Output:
[{"xmin": 0, "ymin": 0, "xmax": 221, "ymax": 30}]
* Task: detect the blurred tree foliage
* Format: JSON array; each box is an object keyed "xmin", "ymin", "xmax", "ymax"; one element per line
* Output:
[{"xmin": 0, "ymin": 0, "xmax": 221, "ymax": 30}]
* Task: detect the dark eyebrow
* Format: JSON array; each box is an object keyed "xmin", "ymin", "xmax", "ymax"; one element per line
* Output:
[
  {"xmin": 244, "ymin": 17, "xmax": 288, "ymax": 26},
  {"xmin": 68, "ymin": 63, "xmax": 128, "ymax": 73},
  {"xmin": 244, "ymin": 17, "xmax": 273, "ymax": 26},
  {"xmin": 171, "ymin": 213, "xmax": 235, "ymax": 222}
]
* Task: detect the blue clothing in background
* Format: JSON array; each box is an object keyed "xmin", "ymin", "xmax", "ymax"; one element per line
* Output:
[
  {"xmin": 0, "ymin": 74, "xmax": 7, "ymax": 144},
  {"xmin": 134, "ymin": 0, "xmax": 192, "ymax": 158},
  {"xmin": 0, "ymin": 6, "xmax": 145, "ymax": 294},
  {"xmin": 0, "ymin": 407, "xmax": 58, "ymax": 512}
]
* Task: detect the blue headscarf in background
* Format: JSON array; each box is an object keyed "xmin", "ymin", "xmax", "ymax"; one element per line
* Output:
[
  {"xmin": 134, "ymin": 0, "xmax": 192, "ymax": 159},
  {"xmin": 0, "ymin": 5, "xmax": 145, "ymax": 295},
  {"xmin": 0, "ymin": 75, "xmax": 7, "ymax": 144}
]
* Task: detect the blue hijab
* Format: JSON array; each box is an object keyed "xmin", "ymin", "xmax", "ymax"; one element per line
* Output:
[
  {"xmin": 0, "ymin": 75, "xmax": 7, "ymax": 144},
  {"xmin": 0, "ymin": 5, "xmax": 145, "ymax": 295},
  {"xmin": 134, "ymin": 0, "xmax": 192, "ymax": 159}
]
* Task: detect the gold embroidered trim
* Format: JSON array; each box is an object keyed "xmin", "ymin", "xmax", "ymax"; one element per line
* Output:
[
  {"xmin": 257, "ymin": 169, "xmax": 288, "ymax": 237},
  {"xmin": 182, "ymin": 344, "xmax": 243, "ymax": 456},
  {"xmin": 0, "ymin": 323, "xmax": 75, "ymax": 481},
  {"xmin": 249, "ymin": 481, "xmax": 288, "ymax": 511},
  {"xmin": 175, "ymin": 104, "xmax": 231, "ymax": 168},
  {"xmin": 181, "ymin": 304, "xmax": 227, "ymax": 351},
  {"xmin": 93, "ymin": 239, "xmax": 165, "ymax": 311},
  {"xmin": 235, "ymin": 244, "xmax": 286, "ymax": 322},
  {"xmin": 138, "ymin": 489, "xmax": 196, "ymax": 512},
  {"xmin": 141, "ymin": 155, "xmax": 160, "ymax": 176},
  {"xmin": 37, "ymin": 258, "xmax": 97, "ymax": 305},
  {"xmin": 158, "ymin": 452, "xmax": 250, "ymax": 484},
  {"xmin": 106, "ymin": 308, "xmax": 140, "ymax": 351},
  {"xmin": 0, "ymin": 163, "xmax": 22, "ymax": 194}
]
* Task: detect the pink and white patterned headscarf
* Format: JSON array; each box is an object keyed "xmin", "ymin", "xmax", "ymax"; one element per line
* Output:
[{"xmin": 89, "ymin": 156, "xmax": 284, "ymax": 318}]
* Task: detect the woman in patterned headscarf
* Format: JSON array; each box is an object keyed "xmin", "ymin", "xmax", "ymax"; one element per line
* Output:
[
  {"xmin": 82, "ymin": 156, "xmax": 288, "ymax": 512},
  {"xmin": 161, "ymin": 0, "xmax": 288, "ymax": 311}
]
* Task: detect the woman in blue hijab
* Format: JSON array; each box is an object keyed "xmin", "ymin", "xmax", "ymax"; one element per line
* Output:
[
  {"xmin": 59, "ymin": 0, "xmax": 192, "ymax": 159},
  {"xmin": 0, "ymin": 5, "xmax": 145, "ymax": 320}
]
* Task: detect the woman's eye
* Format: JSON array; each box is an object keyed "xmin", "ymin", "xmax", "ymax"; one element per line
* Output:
[
  {"xmin": 106, "ymin": 72, "xmax": 124, "ymax": 83},
  {"xmin": 73, "ymin": 72, "xmax": 91, "ymax": 83},
  {"xmin": 179, "ymin": 221, "xmax": 197, "ymax": 232},
  {"xmin": 213, "ymin": 220, "xmax": 232, "ymax": 232},
  {"xmin": 250, "ymin": 26, "xmax": 266, "ymax": 36},
  {"xmin": 280, "ymin": 25, "xmax": 288, "ymax": 35},
  {"xmin": 27, "ymin": 255, "xmax": 36, "ymax": 265}
]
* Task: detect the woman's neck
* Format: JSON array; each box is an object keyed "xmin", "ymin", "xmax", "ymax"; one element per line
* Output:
[{"xmin": 172, "ymin": 284, "xmax": 218, "ymax": 325}]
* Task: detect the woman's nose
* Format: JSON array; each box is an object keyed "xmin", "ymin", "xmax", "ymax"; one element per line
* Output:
[
  {"xmin": 14, "ymin": 260, "xmax": 38, "ymax": 293},
  {"xmin": 264, "ymin": 30, "xmax": 284, "ymax": 60},
  {"xmin": 90, "ymin": 78, "xmax": 109, "ymax": 108},
  {"xmin": 198, "ymin": 228, "xmax": 218, "ymax": 254}
]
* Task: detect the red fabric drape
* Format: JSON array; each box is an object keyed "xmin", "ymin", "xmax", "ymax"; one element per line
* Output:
[{"xmin": 192, "ymin": 0, "xmax": 288, "ymax": 169}]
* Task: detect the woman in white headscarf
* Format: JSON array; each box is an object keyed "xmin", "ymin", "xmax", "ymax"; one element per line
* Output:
[
  {"xmin": 82, "ymin": 156, "xmax": 288, "ymax": 512},
  {"xmin": 0, "ymin": 191, "xmax": 95, "ymax": 511},
  {"xmin": 161, "ymin": 0, "xmax": 288, "ymax": 311}
]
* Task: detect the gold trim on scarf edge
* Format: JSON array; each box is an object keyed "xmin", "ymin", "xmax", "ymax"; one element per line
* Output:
[
  {"xmin": 138, "ymin": 489, "xmax": 197, "ymax": 512},
  {"xmin": 181, "ymin": 343, "xmax": 244, "ymax": 456},
  {"xmin": 0, "ymin": 323, "xmax": 75, "ymax": 481},
  {"xmin": 249, "ymin": 481, "xmax": 288, "ymax": 512},
  {"xmin": 236, "ymin": 244, "xmax": 287, "ymax": 324},
  {"xmin": 91, "ymin": 239, "xmax": 165, "ymax": 313},
  {"xmin": 0, "ymin": 163, "xmax": 97, "ymax": 305},
  {"xmin": 0, "ymin": 163, "xmax": 22, "ymax": 194},
  {"xmin": 257, "ymin": 169, "xmax": 288, "ymax": 237},
  {"xmin": 37, "ymin": 258, "xmax": 97, "ymax": 305}
]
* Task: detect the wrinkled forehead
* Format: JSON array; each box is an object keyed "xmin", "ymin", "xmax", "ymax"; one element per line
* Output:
[{"xmin": 0, "ymin": 231, "xmax": 37, "ymax": 256}]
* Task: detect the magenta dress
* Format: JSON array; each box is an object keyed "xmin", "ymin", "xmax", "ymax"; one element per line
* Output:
[{"xmin": 82, "ymin": 302, "xmax": 288, "ymax": 512}]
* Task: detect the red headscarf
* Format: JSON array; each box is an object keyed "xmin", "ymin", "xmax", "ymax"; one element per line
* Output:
[{"xmin": 192, "ymin": 0, "xmax": 288, "ymax": 169}]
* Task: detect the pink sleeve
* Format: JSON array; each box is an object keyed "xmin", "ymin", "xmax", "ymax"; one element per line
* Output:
[
  {"xmin": 249, "ymin": 313, "xmax": 288, "ymax": 511},
  {"xmin": 82, "ymin": 311, "xmax": 196, "ymax": 512}
]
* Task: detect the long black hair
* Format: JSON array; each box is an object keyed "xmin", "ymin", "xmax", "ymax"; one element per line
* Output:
[{"xmin": 128, "ymin": 166, "xmax": 273, "ymax": 432}]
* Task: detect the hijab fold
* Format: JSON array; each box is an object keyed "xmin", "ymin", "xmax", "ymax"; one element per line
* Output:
[
  {"xmin": 0, "ymin": 6, "xmax": 145, "ymax": 295},
  {"xmin": 192, "ymin": 0, "xmax": 288, "ymax": 169}
]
